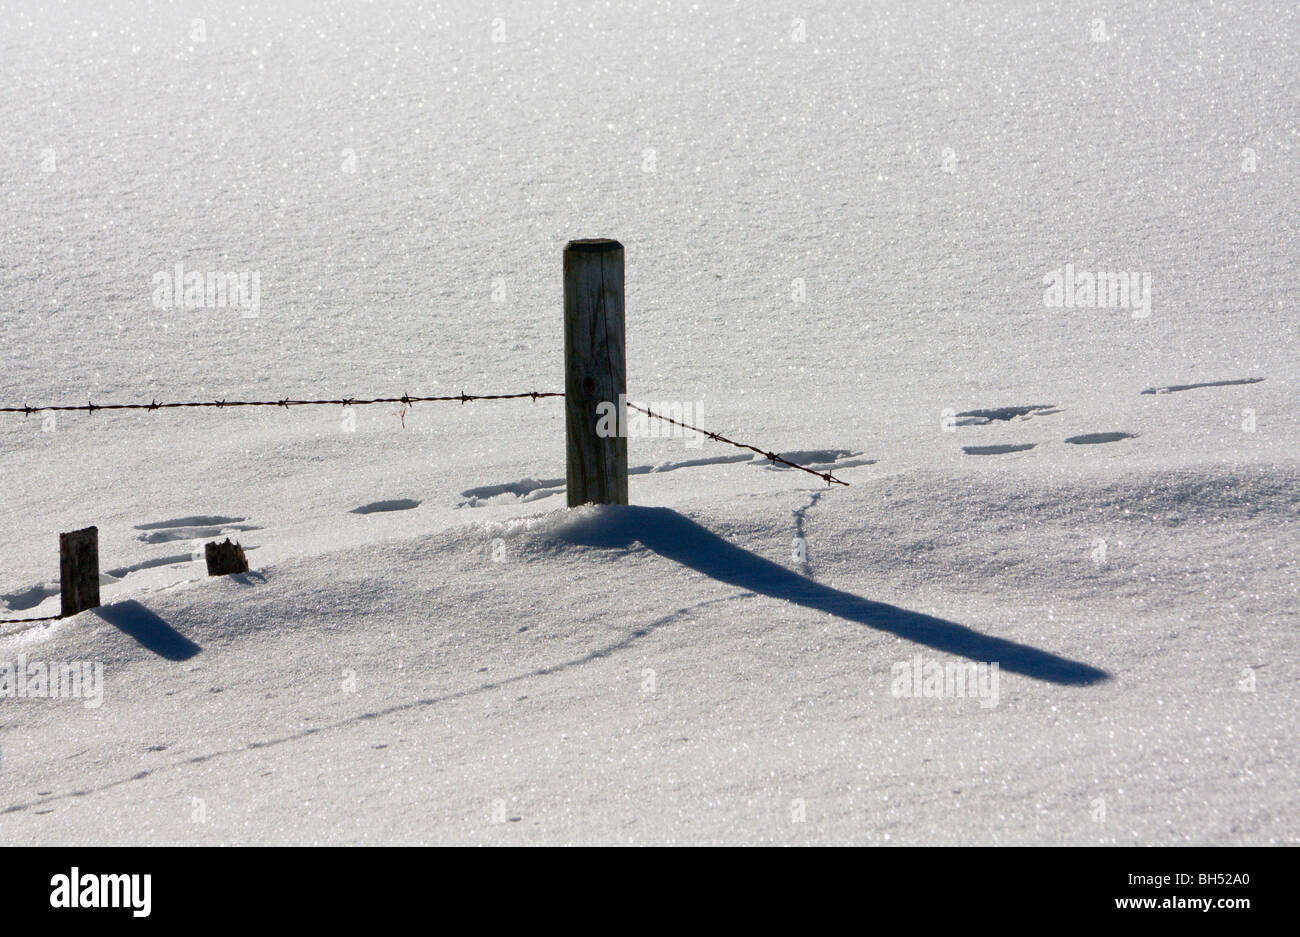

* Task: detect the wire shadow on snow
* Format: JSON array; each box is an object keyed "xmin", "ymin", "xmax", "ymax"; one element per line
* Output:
[
  {"xmin": 2, "ymin": 594, "xmax": 745, "ymax": 815},
  {"xmin": 554, "ymin": 506, "xmax": 1108, "ymax": 686},
  {"xmin": 91, "ymin": 601, "xmax": 201, "ymax": 661}
]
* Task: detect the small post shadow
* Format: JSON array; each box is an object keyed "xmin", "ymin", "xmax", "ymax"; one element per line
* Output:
[
  {"xmin": 92, "ymin": 600, "xmax": 201, "ymax": 661},
  {"xmin": 554, "ymin": 506, "xmax": 1108, "ymax": 686}
]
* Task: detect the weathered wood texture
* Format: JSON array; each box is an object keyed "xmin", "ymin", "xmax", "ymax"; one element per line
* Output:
[
  {"xmin": 564, "ymin": 238, "xmax": 628, "ymax": 507},
  {"xmin": 205, "ymin": 538, "xmax": 249, "ymax": 576},
  {"xmin": 59, "ymin": 526, "xmax": 100, "ymax": 617}
]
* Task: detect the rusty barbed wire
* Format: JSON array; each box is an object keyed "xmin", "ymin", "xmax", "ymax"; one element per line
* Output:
[
  {"xmin": 0, "ymin": 390, "xmax": 561, "ymax": 415},
  {"xmin": 627, "ymin": 402, "xmax": 850, "ymax": 487}
]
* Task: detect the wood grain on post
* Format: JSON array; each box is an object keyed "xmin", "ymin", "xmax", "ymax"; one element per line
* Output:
[
  {"xmin": 205, "ymin": 539, "xmax": 249, "ymax": 576},
  {"xmin": 59, "ymin": 526, "xmax": 100, "ymax": 617},
  {"xmin": 564, "ymin": 238, "xmax": 628, "ymax": 507}
]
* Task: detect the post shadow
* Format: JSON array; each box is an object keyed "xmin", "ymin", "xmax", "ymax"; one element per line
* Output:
[
  {"xmin": 555, "ymin": 506, "xmax": 1109, "ymax": 686},
  {"xmin": 92, "ymin": 600, "xmax": 201, "ymax": 661}
]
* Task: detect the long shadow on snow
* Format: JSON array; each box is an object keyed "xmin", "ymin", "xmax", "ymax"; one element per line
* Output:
[
  {"xmin": 556, "ymin": 506, "xmax": 1107, "ymax": 686},
  {"xmin": 92, "ymin": 601, "xmax": 201, "ymax": 661}
]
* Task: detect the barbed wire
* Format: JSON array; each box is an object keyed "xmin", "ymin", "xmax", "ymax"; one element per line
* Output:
[
  {"xmin": 0, "ymin": 390, "xmax": 850, "ymax": 486},
  {"xmin": 0, "ymin": 390, "xmax": 561, "ymax": 415},
  {"xmin": 2, "ymin": 392, "xmax": 851, "ymax": 487},
  {"xmin": 0, "ymin": 395, "xmax": 849, "ymax": 626},
  {"xmin": 628, "ymin": 403, "xmax": 850, "ymax": 487},
  {"xmin": 0, "ymin": 389, "xmax": 560, "ymax": 625}
]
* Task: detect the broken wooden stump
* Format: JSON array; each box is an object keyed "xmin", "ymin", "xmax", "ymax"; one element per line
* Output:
[{"xmin": 204, "ymin": 539, "xmax": 249, "ymax": 576}]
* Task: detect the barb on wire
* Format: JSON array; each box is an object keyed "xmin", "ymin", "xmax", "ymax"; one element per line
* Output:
[
  {"xmin": 626, "ymin": 402, "xmax": 850, "ymax": 487},
  {"xmin": 0, "ymin": 390, "xmax": 562, "ymax": 416}
]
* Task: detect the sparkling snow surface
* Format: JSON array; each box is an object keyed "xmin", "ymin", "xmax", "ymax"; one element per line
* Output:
[{"xmin": 1, "ymin": 2, "xmax": 1296, "ymax": 844}]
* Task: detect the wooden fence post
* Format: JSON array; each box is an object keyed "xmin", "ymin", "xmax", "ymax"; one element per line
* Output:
[
  {"xmin": 205, "ymin": 539, "xmax": 249, "ymax": 576},
  {"xmin": 59, "ymin": 526, "xmax": 100, "ymax": 617},
  {"xmin": 564, "ymin": 238, "xmax": 628, "ymax": 507}
]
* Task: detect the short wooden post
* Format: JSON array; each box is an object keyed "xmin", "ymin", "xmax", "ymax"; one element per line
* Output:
[
  {"xmin": 205, "ymin": 539, "xmax": 249, "ymax": 576},
  {"xmin": 59, "ymin": 526, "xmax": 100, "ymax": 617},
  {"xmin": 564, "ymin": 238, "xmax": 628, "ymax": 507}
]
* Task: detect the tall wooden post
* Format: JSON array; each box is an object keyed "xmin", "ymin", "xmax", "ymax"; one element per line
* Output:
[
  {"xmin": 564, "ymin": 238, "xmax": 628, "ymax": 507},
  {"xmin": 59, "ymin": 526, "xmax": 100, "ymax": 617}
]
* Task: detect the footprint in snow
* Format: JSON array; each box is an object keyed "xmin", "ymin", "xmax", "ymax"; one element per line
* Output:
[
  {"xmin": 748, "ymin": 449, "xmax": 875, "ymax": 471},
  {"xmin": 955, "ymin": 405, "xmax": 1060, "ymax": 426},
  {"xmin": 350, "ymin": 499, "xmax": 422, "ymax": 514},
  {"xmin": 962, "ymin": 443, "xmax": 1037, "ymax": 456},
  {"xmin": 133, "ymin": 516, "xmax": 261, "ymax": 547},
  {"xmin": 453, "ymin": 451, "xmax": 870, "ymax": 509},
  {"xmin": 1064, "ymin": 432, "xmax": 1138, "ymax": 445},
  {"xmin": 1140, "ymin": 377, "xmax": 1263, "ymax": 395}
]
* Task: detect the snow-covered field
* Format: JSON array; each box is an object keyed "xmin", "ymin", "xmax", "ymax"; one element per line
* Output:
[{"xmin": 1, "ymin": 1, "xmax": 1295, "ymax": 844}]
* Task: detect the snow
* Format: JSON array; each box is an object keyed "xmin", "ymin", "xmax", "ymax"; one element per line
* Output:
[{"xmin": 1, "ymin": 2, "xmax": 1296, "ymax": 844}]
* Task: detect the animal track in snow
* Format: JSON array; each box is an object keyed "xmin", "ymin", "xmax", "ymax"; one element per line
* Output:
[
  {"xmin": 956, "ymin": 405, "xmax": 1060, "ymax": 426},
  {"xmin": 351, "ymin": 498, "xmax": 422, "ymax": 515},
  {"xmin": 458, "ymin": 477, "xmax": 564, "ymax": 507},
  {"xmin": 135, "ymin": 515, "xmax": 247, "ymax": 530},
  {"xmin": 749, "ymin": 449, "xmax": 875, "ymax": 471},
  {"xmin": 105, "ymin": 553, "xmax": 201, "ymax": 579},
  {"xmin": 1140, "ymin": 377, "xmax": 1263, "ymax": 395},
  {"xmin": 133, "ymin": 516, "xmax": 261, "ymax": 544},
  {"xmin": 1, "ymin": 582, "xmax": 60, "ymax": 612},
  {"xmin": 962, "ymin": 443, "xmax": 1037, "ymax": 456},
  {"xmin": 455, "ymin": 453, "xmax": 785, "ymax": 508},
  {"xmin": 1064, "ymin": 432, "xmax": 1138, "ymax": 445}
]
